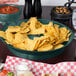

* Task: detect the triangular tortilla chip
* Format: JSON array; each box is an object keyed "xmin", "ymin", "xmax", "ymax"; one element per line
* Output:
[{"xmin": 38, "ymin": 43, "xmax": 53, "ymax": 51}]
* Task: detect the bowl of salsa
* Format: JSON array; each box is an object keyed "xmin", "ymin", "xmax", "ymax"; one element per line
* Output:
[
  {"xmin": 51, "ymin": 6, "xmax": 73, "ymax": 20},
  {"xmin": 0, "ymin": 6, "xmax": 19, "ymax": 14},
  {"xmin": 0, "ymin": 4, "xmax": 22, "ymax": 24}
]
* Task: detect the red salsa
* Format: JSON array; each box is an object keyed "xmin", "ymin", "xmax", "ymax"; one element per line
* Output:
[{"xmin": 0, "ymin": 6, "xmax": 19, "ymax": 14}]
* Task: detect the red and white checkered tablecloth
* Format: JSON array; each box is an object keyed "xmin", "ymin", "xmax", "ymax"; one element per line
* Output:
[
  {"xmin": 4, "ymin": 56, "xmax": 76, "ymax": 76},
  {"xmin": 0, "ymin": 0, "xmax": 19, "ymax": 4}
]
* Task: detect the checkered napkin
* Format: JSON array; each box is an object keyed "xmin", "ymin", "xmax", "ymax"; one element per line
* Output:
[{"xmin": 4, "ymin": 56, "xmax": 76, "ymax": 76}]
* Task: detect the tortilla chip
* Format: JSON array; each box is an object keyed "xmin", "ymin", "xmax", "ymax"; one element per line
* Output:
[
  {"xmin": 38, "ymin": 43, "xmax": 53, "ymax": 51},
  {"xmin": 54, "ymin": 24, "xmax": 60, "ymax": 36},
  {"xmin": 13, "ymin": 33, "xmax": 26, "ymax": 44},
  {"xmin": 38, "ymin": 36, "xmax": 50, "ymax": 47},
  {"xmin": 13, "ymin": 43, "xmax": 26, "ymax": 50},
  {"xmin": 29, "ymin": 27, "xmax": 45, "ymax": 35},
  {"xmin": 20, "ymin": 22, "xmax": 27, "ymax": 27},
  {"xmin": 44, "ymin": 22, "xmax": 59, "ymax": 40},
  {"xmin": 6, "ymin": 32, "xmax": 14, "ymax": 43},
  {"xmin": 5, "ymin": 40, "xmax": 11, "ymax": 44},
  {"xmin": 59, "ymin": 27, "xmax": 68, "ymax": 38},
  {"xmin": 24, "ymin": 38, "xmax": 40, "ymax": 51},
  {"xmin": 5, "ymin": 26, "xmax": 21, "ymax": 33},
  {"xmin": 20, "ymin": 28, "xmax": 30, "ymax": 34},
  {"xmin": 54, "ymin": 44, "xmax": 64, "ymax": 49},
  {"xmin": 29, "ymin": 17, "xmax": 38, "ymax": 29},
  {"xmin": 28, "ymin": 17, "xmax": 44, "ymax": 35},
  {"xmin": 54, "ymin": 38, "xmax": 65, "ymax": 45},
  {"xmin": 64, "ymin": 37, "xmax": 69, "ymax": 41},
  {"xmin": 0, "ymin": 31, "xmax": 6, "ymax": 39},
  {"xmin": 67, "ymin": 33, "xmax": 71, "ymax": 38}
]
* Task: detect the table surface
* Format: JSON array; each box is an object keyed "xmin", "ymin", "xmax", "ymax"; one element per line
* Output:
[{"xmin": 0, "ymin": 6, "xmax": 75, "ymax": 64}]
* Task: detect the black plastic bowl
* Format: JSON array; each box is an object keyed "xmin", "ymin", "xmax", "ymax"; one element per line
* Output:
[
  {"xmin": 51, "ymin": 6, "xmax": 73, "ymax": 19},
  {"xmin": 0, "ymin": 19, "xmax": 73, "ymax": 60},
  {"xmin": 0, "ymin": 4, "xmax": 22, "ymax": 23}
]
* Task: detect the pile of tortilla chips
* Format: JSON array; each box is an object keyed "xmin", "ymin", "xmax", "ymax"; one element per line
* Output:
[{"xmin": 0, "ymin": 17, "xmax": 71, "ymax": 51}]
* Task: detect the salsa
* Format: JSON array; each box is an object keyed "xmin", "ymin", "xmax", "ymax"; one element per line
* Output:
[
  {"xmin": 55, "ymin": 6, "xmax": 71, "ymax": 14},
  {"xmin": 0, "ymin": 6, "xmax": 19, "ymax": 14}
]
